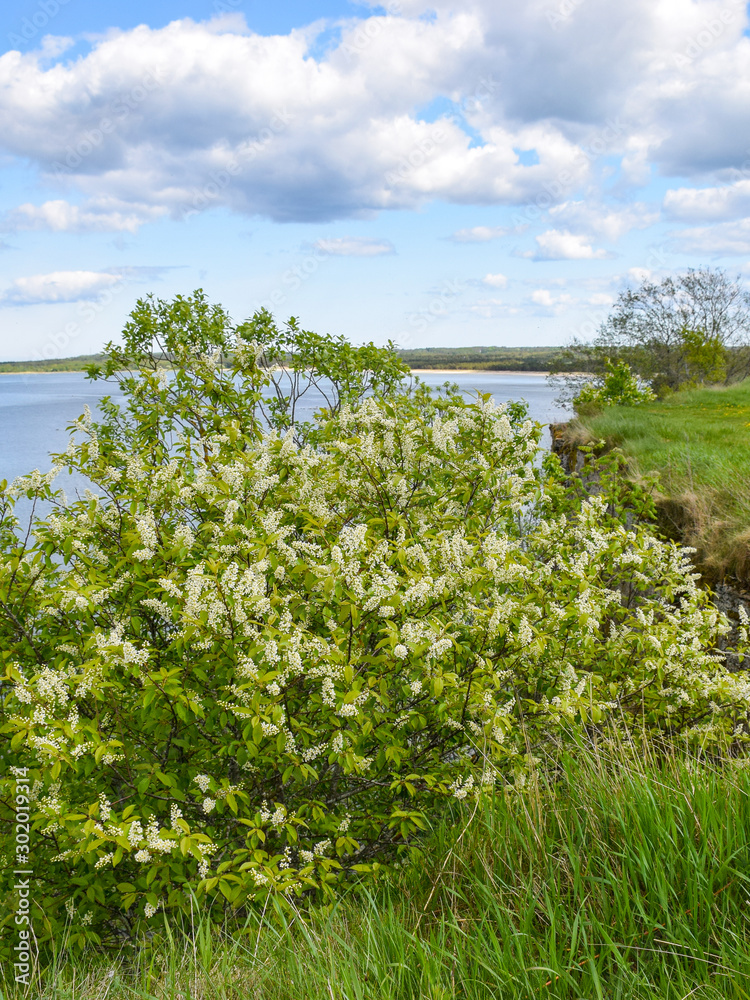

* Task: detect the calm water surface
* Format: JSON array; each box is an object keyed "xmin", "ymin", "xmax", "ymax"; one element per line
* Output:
[{"xmin": 0, "ymin": 371, "xmax": 567, "ymax": 488}]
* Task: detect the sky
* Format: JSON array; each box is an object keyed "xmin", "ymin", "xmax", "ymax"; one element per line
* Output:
[{"xmin": 0, "ymin": 0, "xmax": 749, "ymax": 360}]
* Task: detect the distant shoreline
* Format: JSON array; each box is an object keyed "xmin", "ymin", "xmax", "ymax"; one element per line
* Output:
[
  {"xmin": 0, "ymin": 367, "xmax": 552, "ymax": 376},
  {"xmin": 409, "ymin": 368, "xmax": 550, "ymax": 376}
]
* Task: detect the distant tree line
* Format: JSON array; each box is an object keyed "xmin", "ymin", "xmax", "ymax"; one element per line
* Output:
[
  {"xmin": 396, "ymin": 346, "xmax": 584, "ymax": 371},
  {"xmin": 0, "ymin": 354, "xmax": 109, "ymax": 373},
  {"xmin": 1, "ymin": 347, "xmax": 586, "ymax": 375}
]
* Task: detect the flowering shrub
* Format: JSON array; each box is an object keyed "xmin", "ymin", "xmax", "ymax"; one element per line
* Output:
[
  {"xmin": 0, "ymin": 293, "xmax": 747, "ymax": 951},
  {"xmin": 573, "ymin": 359, "xmax": 656, "ymax": 413}
]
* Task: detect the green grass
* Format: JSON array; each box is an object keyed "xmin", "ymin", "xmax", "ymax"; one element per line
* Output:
[
  {"xmin": 576, "ymin": 378, "xmax": 750, "ymax": 581},
  {"xmin": 6, "ymin": 741, "xmax": 750, "ymax": 999}
]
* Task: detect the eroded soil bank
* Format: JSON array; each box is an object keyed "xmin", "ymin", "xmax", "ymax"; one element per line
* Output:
[{"xmin": 550, "ymin": 421, "xmax": 750, "ymax": 670}]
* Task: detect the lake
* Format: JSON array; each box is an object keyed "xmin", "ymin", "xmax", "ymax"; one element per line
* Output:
[{"xmin": 0, "ymin": 370, "xmax": 568, "ymax": 488}]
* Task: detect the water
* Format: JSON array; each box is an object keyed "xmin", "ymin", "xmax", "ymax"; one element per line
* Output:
[
  {"xmin": 0, "ymin": 370, "xmax": 567, "ymax": 489},
  {"xmin": 412, "ymin": 371, "xmax": 567, "ymax": 430}
]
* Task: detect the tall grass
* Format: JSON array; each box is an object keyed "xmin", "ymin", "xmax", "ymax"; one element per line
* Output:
[
  {"xmin": 576, "ymin": 378, "xmax": 750, "ymax": 580},
  {"xmin": 5, "ymin": 741, "xmax": 750, "ymax": 999}
]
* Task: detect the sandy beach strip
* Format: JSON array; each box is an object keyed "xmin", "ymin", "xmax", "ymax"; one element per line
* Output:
[{"xmin": 407, "ymin": 368, "xmax": 550, "ymax": 376}]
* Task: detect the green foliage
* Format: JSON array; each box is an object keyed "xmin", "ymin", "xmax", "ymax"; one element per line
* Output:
[
  {"xmin": 9, "ymin": 743, "xmax": 750, "ymax": 999},
  {"xmin": 573, "ymin": 358, "xmax": 656, "ymax": 413},
  {"xmin": 0, "ymin": 291, "xmax": 747, "ymax": 954},
  {"xmin": 573, "ymin": 359, "xmax": 656, "ymax": 413},
  {"xmin": 241, "ymin": 308, "xmax": 409, "ymax": 444},
  {"xmin": 679, "ymin": 327, "xmax": 729, "ymax": 387},
  {"xmin": 550, "ymin": 359, "xmax": 655, "ymax": 413}
]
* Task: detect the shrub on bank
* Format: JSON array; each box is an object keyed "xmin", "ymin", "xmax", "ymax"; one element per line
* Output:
[
  {"xmin": 0, "ymin": 292, "xmax": 747, "ymax": 952},
  {"xmin": 573, "ymin": 359, "xmax": 656, "ymax": 413}
]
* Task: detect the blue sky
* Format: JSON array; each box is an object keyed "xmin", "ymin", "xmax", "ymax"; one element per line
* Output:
[{"xmin": 0, "ymin": 0, "xmax": 749, "ymax": 360}]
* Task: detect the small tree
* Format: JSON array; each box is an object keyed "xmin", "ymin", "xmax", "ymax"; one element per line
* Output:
[{"xmin": 553, "ymin": 268, "xmax": 750, "ymax": 393}]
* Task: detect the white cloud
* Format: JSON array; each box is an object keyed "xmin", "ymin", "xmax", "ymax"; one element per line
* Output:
[
  {"xmin": 0, "ymin": 0, "xmax": 746, "ymax": 231},
  {"xmin": 663, "ymin": 179, "xmax": 750, "ymax": 222},
  {"xmin": 312, "ymin": 237, "xmax": 395, "ymax": 256},
  {"xmin": 468, "ymin": 298, "xmax": 520, "ymax": 318},
  {"xmin": 0, "ymin": 13, "xmax": 591, "ymax": 225},
  {"xmin": 0, "ymin": 270, "xmax": 123, "ymax": 306},
  {"xmin": 1, "ymin": 199, "xmax": 167, "ymax": 233},
  {"xmin": 627, "ymin": 266, "xmax": 653, "ymax": 284},
  {"xmin": 525, "ymin": 229, "xmax": 610, "ymax": 261},
  {"xmin": 450, "ymin": 225, "xmax": 510, "ymax": 242},
  {"xmin": 481, "ymin": 272, "xmax": 508, "ymax": 287},
  {"xmin": 548, "ymin": 201, "xmax": 659, "ymax": 241},
  {"xmin": 529, "ymin": 288, "xmax": 574, "ymax": 314},
  {"xmin": 668, "ymin": 219, "xmax": 750, "ymax": 255}
]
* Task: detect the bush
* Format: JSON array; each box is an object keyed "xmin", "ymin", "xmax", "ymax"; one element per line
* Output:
[
  {"xmin": 0, "ymin": 292, "xmax": 747, "ymax": 952},
  {"xmin": 573, "ymin": 359, "xmax": 656, "ymax": 413}
]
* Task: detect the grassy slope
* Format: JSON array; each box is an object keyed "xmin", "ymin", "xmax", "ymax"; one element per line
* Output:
[
  {"xmin": 578, "ymin": 379, "xmax": 750, "ymax": 581},
  {"xmin": 8, "ymin": 744, "xmax": 750, "ymax": 1000}
]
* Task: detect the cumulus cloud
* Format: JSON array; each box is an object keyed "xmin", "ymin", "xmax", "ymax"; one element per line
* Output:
[
  {"xmin": 0, "ymin": 0, "xmax": 746, "ymax": 231},
  {"xmin": 663, "ymin": 180, "xmax": 750, "ymax": 222},
  {"xmin": 450, "ymin": 225, "xmax": 510, "ymax": 242},
  {"xmin": 312, "ymin": 237, "xmax": 395, "ymax": 256},
  {"xmin": 0, "ymin": 10, "xmax": 598, "ymax": 225},
  {"xmin": 524, "ymin": 230, "xmax": 610, "ymax": 261},
  {"xmin": 481, "ymin": 272, "xmax": 508, "ymax": 287},
  {"xmin": 586, "ymin": 292, "xmax": 615, "ymax": 306},
  {"xmin": 0, "ymin": 270, "xmax": 123, "ymax": 306},
  {"xmin": 627, "ymin": 267, "xmax": 653, "ymax": 284},
  {"xmin": 0, "ymin": 265, "xmax": 175, "ymax": 305}
]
